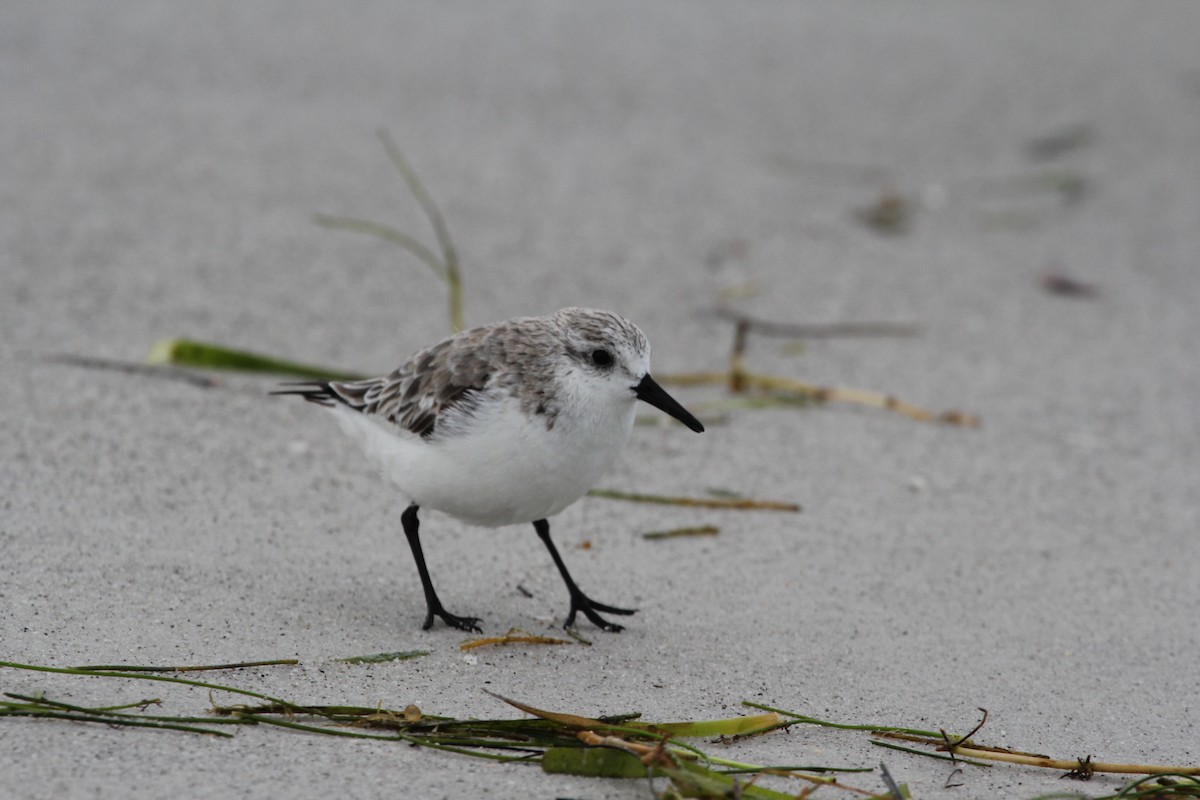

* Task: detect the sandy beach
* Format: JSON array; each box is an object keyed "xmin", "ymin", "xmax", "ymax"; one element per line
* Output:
[{"xmin": 2, "ymin": 3, "xmax": 1198, "ymax": 797}]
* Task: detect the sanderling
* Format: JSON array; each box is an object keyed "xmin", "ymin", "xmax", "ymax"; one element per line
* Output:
[{"xmin": 274, "ymin": 308, "xmax": 704, "ymax": 632}]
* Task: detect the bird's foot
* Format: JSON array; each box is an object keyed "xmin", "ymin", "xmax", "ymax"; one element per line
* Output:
[
  {"xmin": 422, "ymin": 603, "xmax": 483, "ymax": 633},
  {"xmin": 564, "ymin": 592, "xmax": 636, "ymax": 633}
]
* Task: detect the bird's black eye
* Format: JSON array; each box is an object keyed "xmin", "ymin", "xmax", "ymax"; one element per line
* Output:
[{"xmin": 590, "ymin": 349, "xmax": 614, "ymax": 368}]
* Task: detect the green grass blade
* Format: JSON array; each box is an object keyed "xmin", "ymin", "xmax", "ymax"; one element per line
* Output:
[
  {"xmin": 146, "ymin": 339, "xmax": 366, "ymax": 381},
  {"xmin": 742, "ymin": 701, "xmax": 942, "ymax": 738},
  {"xmin": 662, "ymin": 759, "xmax": 799, "ymax": 800},
  {"xmin": 871, "ymin": 738, "xmax": 993, "ymax": 768},
  {"xmin": 376, "ymin": 129, "xmax": 463, "ymax": 332},
  {"xmin": 312, "ymin": 214, "xmax": 448, "ymax": 282},
  {"xmin": 0, "ymin": 709, "xmax": 234, "ymax": 737},
  {"xmin": 73, "ymin": 659, "xmax": 299, "ymax": 673},
  {"xmin": 642, "ymin": 525, "xmax": 720, "ymax": 540},
  {"xmin": 0, "ymin": 661, "xmax": 300, "ymax": 712},
  {"xmin": 542, "ymin": 746, "xmax": 650, "ymax": 778},
  {"xmin": 233, "ymin": 713, "xmax": 404, "ymax": 741}
]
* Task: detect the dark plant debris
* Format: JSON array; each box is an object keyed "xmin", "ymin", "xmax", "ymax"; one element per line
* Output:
[
  {"xmin": 854, "ymin": 190, "xmax": 915, "ymax": 235},
  {"xmin": 338, "ymin": 651, "xmax": 430, "ymax": 665},
  {"xmin": 1025, "ymin": 123, "xmax": 1096, "ymax": 161},
  {"xmin": 1042, "ymin": 271, "xmax": 1100, "ymax": 298},
  {"xmin": 642, "ymin": 525, "xmax": 720, "ymax": 540}
]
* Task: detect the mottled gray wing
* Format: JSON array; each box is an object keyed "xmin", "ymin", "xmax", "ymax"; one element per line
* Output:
[{"xmin": 275, "ymin": 329, "xmax": 499, "ymax": 439}]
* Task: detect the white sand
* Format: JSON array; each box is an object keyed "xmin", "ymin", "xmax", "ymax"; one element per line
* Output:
[{"xmin": 2, "ymin": 3, "xmax": 1198, "ymax": 797}]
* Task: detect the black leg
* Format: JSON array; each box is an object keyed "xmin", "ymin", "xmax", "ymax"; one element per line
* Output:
[
  {"xmin": 401, "ymin": 504, "xmax": 482, "ymax": 633},
  {"xmin": 533, "ymin": 518, "xmax": 636, "ymax": 632}
]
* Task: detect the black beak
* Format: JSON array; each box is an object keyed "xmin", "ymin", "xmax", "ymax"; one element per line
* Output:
[{"xmin": 634, "ymin": 374, "xmax": 705, "ymax": 433}]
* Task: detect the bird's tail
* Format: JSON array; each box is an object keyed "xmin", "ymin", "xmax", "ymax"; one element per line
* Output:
[{"xmin": 270, "ymin": 381, "xmax": 341, "ymax": 408}]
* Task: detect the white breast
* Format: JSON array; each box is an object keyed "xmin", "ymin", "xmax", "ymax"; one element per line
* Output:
[{"xmin": 328, "ymin": 392, "xmax": 636, "ymax": 527}]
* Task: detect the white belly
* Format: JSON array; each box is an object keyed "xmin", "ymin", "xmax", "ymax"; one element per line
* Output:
[{"xmin": 329, "ymin": 395, "xmax": 635, "ymax": 527}]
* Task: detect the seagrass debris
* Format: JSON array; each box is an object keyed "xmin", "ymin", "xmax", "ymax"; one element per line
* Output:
[
  {"xmin": 642, "ymin": 525, "xmax": 720, "ymax": 540},
  {"xmin": 0, "ymin": 661, "xmax": 868, "ymax": 798},
  {"xmin": 146, "ymin": 339, "xmax": 365, "ymax": 382},
  {"xmin": 314, "ymin": 128, "xmax": 464, "ymax": 333},
  {"xmin": 337, "ymin": 651, "xmax": 430, "ymax": 664},
  {"xmin": 745, "ymin": 702, "xmax": 1200, "ymax": 778},
  {"xmin": 588, "ymin": 488, "xmax": 800, "ymax": 512},
  {"xmin": 3, "ymin": 661, "xmax": 1197, "ymax": 796},
  {"xmin": 660, "ymin": 369, "xmax": 980, "ymax": 427},
  {"xmin": 460, "ymin": 629, "xmax": 574, "ymax": 651},
  {"xmin": 73, "ymin": 659, "xmax": 299, "ymax": 673}
]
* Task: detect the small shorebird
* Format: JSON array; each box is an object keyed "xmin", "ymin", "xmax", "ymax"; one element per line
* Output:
[{"xmin": 275, "ymin": 308, "xmax": 704, "ymax": 632}]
